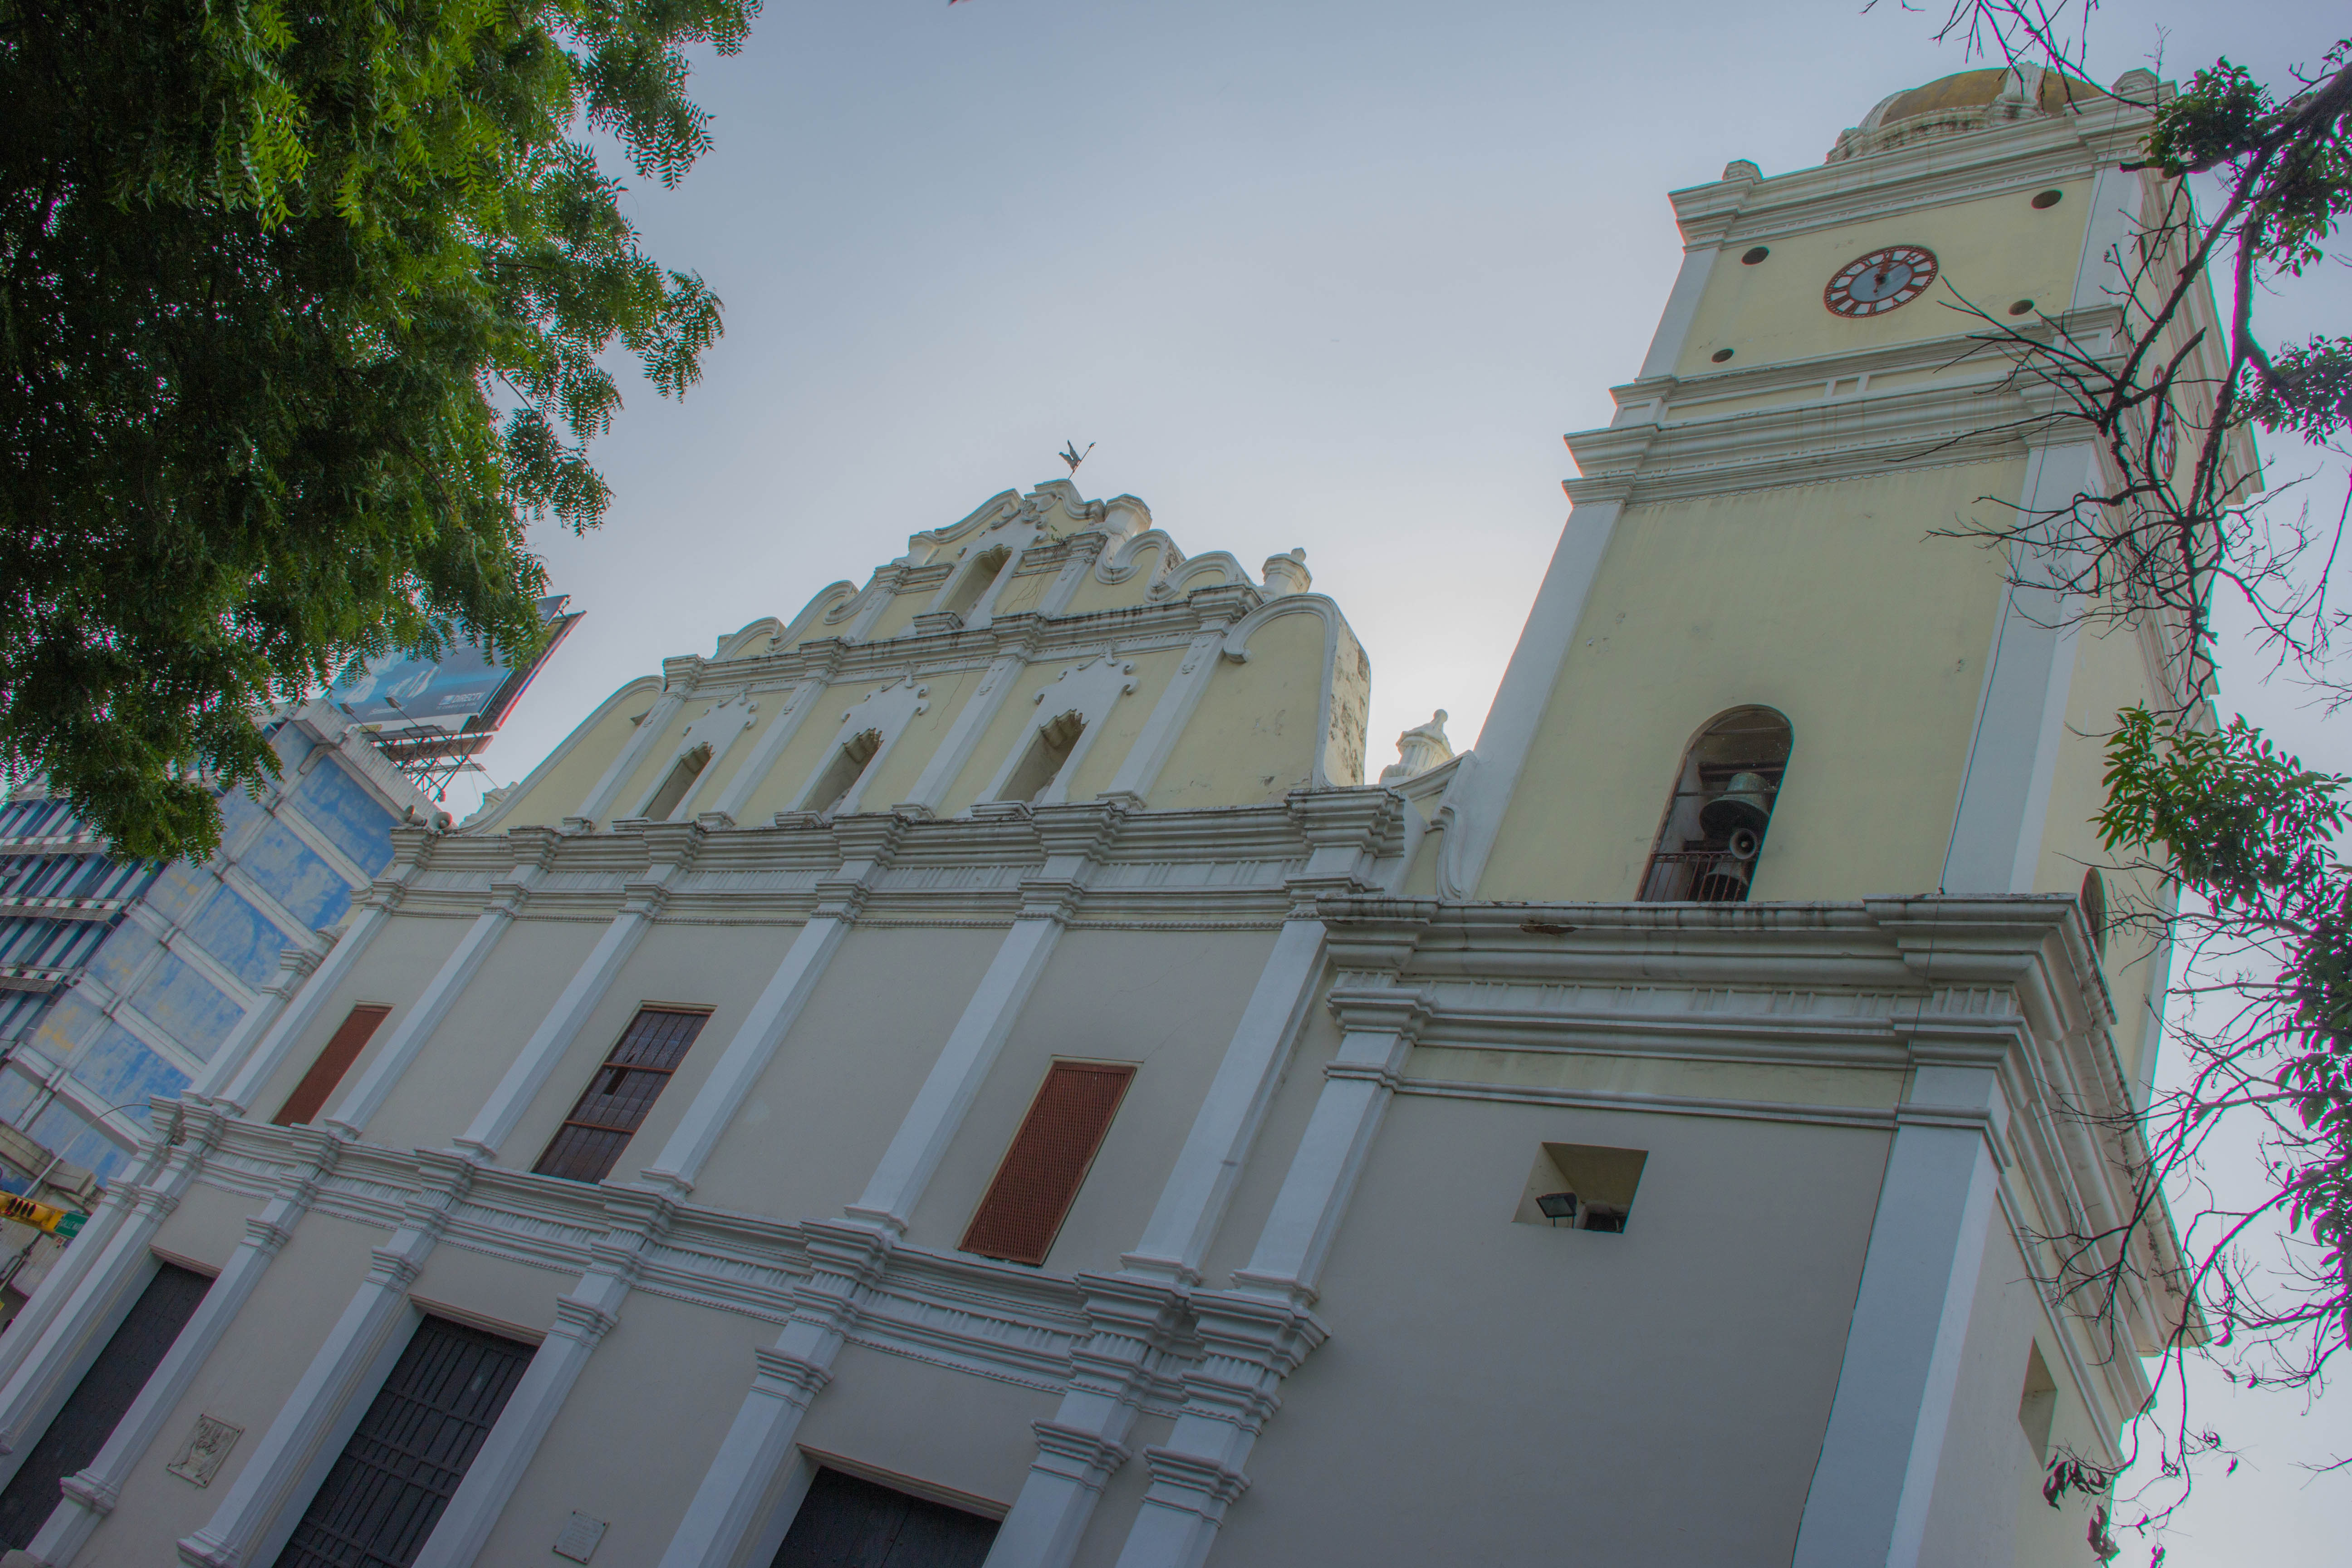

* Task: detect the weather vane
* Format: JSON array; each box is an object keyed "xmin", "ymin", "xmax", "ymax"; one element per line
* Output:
[{"xmin": 1059, "ymin": 441, "xmax": 1094, "ymax": 477}]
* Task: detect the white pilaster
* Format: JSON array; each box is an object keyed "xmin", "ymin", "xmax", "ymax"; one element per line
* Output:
[
  {"xmin": 323, "ymin": 828, "xmax": 562, "ymax": 1139},
  {"xmin": 1436, "ymin": 495, "xmax": 1626, "ymax": 899},
  {"xmin": 1941, "ymin": 443, "xmax": 2096, "ymax": 895},
  {"xmin": 653, "ymin": 1222, "xmax": 892, "ymax": 1568},
  {"xmin": 2069, "ymin": 162, "xmax": 2150, "ymax": 313},
  {"xmin": 0, "ymin": 1143, "xmax": 157, "ymax": 1401},
  {"xmin": 847, "ymin": 913, "xmax": 1062, "ymax": 1232},
  {"xmin": 1109, "ymin": 1293, "xmax": 1324, "ymax": 1568},
  {"xmin": 21, "ymin": 1180, "xmax": 314, "ymax": 1567},
  {"xmin": 1097, "ymin": 586, "xmax": 1258, "ymax": 808},
  {"xmin": 701, "ymin": 667, "xmax": 833, "ymax": 827},
  {"xmin": 1123, "ymin": 919, "xmax": 1324, "ymax": 1278},
  {"xmin": 1636, "ymin": 243, "xmax": 1721, "ymax": 379},
  {"xmin": 1234, "ymin": 987, "xmax": 1428, "ymax": 1291},
  {"xmin": 1792, "ymin": 1064, "xmax": 2008, "ymax": 1568},
  {"xmin": 896, "ymin": 651, "xmax": 1030, "ymax": 815},
  {"xmin": 0, "ymin": 1112, "xmax": 216, "ymax": 1490},
  {"xmin": 572, "ymin": 673, "xmax": 691, "ymax": 828},
  {"xmin": 982, "ymin": 1275, "xmax": 1186, "ymax": 1568},
  {"xmin": 451, "ymin": 825, "xmax": 698, "ymax": 1165},
  {"xmin": 1034, "ymin": 530, "xmax": 1114, "ymax": 619},
  {"xmin": 176, "ymin": 1157, "xmax": 475, "ymax": 1568},
  {"xmin": 639, "ymin": 818, "xmax": 904, "ymax": 1192},
  {"xmin": 846, "ymin": 802, "xmax": 1121, "ymax": 1232},
  {"xmin": 979, "ymin": 801, "xmax": 1401, "ymax": 1568},
  {"xmin": 1104, "ymin": 953, "xmax": 1426, "ymax": 1568},
  {"xmin": 407, "ymin": 1189, "xmax": 669, "ymax": 1568}
]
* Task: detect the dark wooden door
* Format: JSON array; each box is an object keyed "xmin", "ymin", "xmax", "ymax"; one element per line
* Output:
[
  {"xmin": 272, "ymin": 1315, "xmax": 533, "ymax": 1568},
  {"xmin": 770, "ymin": 1468, "xmax": 999, "ymax": 1568},
  {"xmin": 0, "ymin": 1260, "xmax": 211, "ymax": 1548}
]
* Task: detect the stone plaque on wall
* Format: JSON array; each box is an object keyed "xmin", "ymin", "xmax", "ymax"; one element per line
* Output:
[
  {"xmin": 553, "ymin": 1512, "xmax": 608, "ymax": 1563},
  {"xmin": 165, "ymin": 1414, "xmax": 243, "ymax": 1487}
]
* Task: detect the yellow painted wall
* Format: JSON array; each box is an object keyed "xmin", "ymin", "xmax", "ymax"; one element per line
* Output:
[
  {"xmin": 1148, "ymin": 613, "xmax": 1328, "ymax": 810},
  {"xmin": 1062, "ymin": 652, "xmax": 1173, "ymax": 803},
  {"xmin": 683, "ymin": 693, "xmax": 789, "ymax": 812},
  {"xmin": 849, "ymin": 665, "xmax": 983, "ymax": 809},
  {"xmin": 1680, "ymin": 181, "xmax": 2092, "ymax": 376},
  {"xmin": 861, "ymin": 581, "xmax": 928, "ymax": 642},
  {"xmin": 988, "ymin": 563, "xmax": 1054, "ymax": 620},
  {"xmin": 2034, "ymin": 611, "xmax": 2166, "ymax": 1083},
  {"xmin": 732, "ymin": 672, "xmax": 938, "ymax": 822},
  {"xmin": 496, "ymin": 679, "xmax": 660, "ymax": 828},
  {"xmin": 1480, "ymin": 460, "xmax": 2021, "ymax": 902},
  {"xmin": 1058, "ymin": 538, "xmax": 1177, "ymax": 617}
]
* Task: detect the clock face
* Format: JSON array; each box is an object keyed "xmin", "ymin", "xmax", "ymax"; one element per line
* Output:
[
  {"xmin": 1823, "ymin": 246, "xmax": 1940, "ymax": 317},
  {"xmin": 2151, "ymin": 402, "xmax": 2179, "ymax": 475}
]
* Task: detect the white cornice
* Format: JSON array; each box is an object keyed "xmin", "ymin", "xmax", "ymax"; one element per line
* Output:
[{"xmin": 1667, "ymin": 108, "xmax": 2159, "ymax": 250}]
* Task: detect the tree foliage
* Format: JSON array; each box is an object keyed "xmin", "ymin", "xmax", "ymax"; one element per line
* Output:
[
  {"xmin": 0, "ymin": 0, "xmax": 755, "ymax": 859},
  {"xmin": 2098, "ymin": 709, "xmax": 2352, "ymax": 1346}
]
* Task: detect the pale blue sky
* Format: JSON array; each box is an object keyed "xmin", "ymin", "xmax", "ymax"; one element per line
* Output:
[{"xmin": 472, "ymin": 5, "xmax": 2352, "ymax": 1558}]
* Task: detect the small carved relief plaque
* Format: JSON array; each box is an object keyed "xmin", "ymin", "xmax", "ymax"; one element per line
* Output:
[
  {"xmin": 165, "ymin": 1414, "xmax": 242, "ymax": 1487},
  {"xmin": 553, "ymin": 1512, "xmax": 608, "ymax": 1563}
]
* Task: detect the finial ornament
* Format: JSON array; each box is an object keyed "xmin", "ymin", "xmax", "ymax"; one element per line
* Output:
[
  {"xmin": 1059, "ymin": 440, "xmax": 1094, "ymax": 476},
  {"xmin": 1379, "ymin": 710, "xmax": 1453, "ymax": 784}
]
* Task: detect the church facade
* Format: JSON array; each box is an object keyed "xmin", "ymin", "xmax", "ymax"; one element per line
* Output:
[{"xmin": 0, "ymin": 65, "xmax": 2234, "ymax": 1568}]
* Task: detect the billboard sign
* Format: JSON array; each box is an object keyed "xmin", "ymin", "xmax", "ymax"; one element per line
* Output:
[{"xmin": 330, "ymin": 596, "xmax": 579, "ymax": 734}]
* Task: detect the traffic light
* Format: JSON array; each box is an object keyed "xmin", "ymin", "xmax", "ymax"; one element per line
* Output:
[{"xmin": 0, "ymin": 1193, "xmax": 87, "ymax": 1239}]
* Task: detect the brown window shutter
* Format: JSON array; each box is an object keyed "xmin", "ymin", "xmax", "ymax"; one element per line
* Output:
[
  {"xmin": 960, "ymin": 1061, "xmax": 1136, "ymax": 1267},
  {"xmin": 272, "ymin": 1004, "xmax": 393, "ymax": 1127},
  {"xmin": 531, "ymin": 1006, "xmax": 711, "ymax": 1184}
]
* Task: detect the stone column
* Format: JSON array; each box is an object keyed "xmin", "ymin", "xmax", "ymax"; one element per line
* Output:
[
  {"xmin": 451, "ymin": 823, "xmax": 700, "ymax": 1166},
  {"xmin": 176, "ymin": 1155, "xmax": 476, "ymax": 1568},
  {"xmin": 323, "ymin": 828, "xmax": 563, "ymax": 1139},
  {"xmin": 1792, "ymin": 1061, "xmax": 2009, "ymax": 1568},
  {"xmin": 17, "ymin": 1143, "xmax": 332, "ymax": 1567}
]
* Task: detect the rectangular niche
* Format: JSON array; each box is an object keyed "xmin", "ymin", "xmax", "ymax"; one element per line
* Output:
[{"xmin": 1512, "ymin": 1142, "xmax": 1648, "ymax": 1233}]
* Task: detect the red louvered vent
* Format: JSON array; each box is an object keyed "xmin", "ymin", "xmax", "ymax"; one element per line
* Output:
[
  {"xmin": 960, "ymin": 1061, "xmax": 1136, "ymax": 1267},
  {"xmin": 273, "ymin": 1004, "xmax": 393, "ymax": 1127}
]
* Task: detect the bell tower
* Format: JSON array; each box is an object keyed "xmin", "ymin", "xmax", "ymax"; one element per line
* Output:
[{"xmin": 1432, "ymin": 64, "xmax": 2251, "ymax": 1097}]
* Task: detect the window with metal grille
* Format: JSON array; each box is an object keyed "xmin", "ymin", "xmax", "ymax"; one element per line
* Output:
[
  {"xmin": 769, "ymin": 1467, "xmax": 998, "ymax": 1568},
  {"xmin": 272, "ymin": 1315, "xmax": 533, "ymax": 1568},
  {"xmin": 274, "ymin": 1004, "xmax": 394, "ymax": 1127},
  {"xmin": 958, "ymin": 1061, "xmax": 1135, "ymax": 1267},
  {"xmin": 530, "ymin": 1006, "xmax": 710, "ymax": 1183}
]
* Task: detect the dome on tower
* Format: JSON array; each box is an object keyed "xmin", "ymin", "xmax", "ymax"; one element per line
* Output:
[{"xmin": 1826, "ymin": 64, "xmax": 2106, "ymax": 164}]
